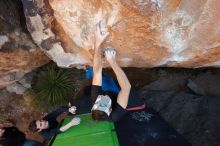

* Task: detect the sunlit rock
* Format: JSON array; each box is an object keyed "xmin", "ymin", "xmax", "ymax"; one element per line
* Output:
[{"xmin": 22, "ymin": 0, "xmax": 220, "ymax": 68}]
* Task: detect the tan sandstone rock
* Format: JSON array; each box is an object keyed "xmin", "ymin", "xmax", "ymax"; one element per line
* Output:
[
  {"xmin": 21, "ymin": 0, "xmax": 220, "ymax": 68},
  {"xmin": 0, "ymin": 0, "xmax": 50, "ymax": 88}
]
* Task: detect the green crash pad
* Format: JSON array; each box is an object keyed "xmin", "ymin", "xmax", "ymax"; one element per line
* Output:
[{"xmin": 50, "ymin": 114, "xmax": 119, "ymax": 146}]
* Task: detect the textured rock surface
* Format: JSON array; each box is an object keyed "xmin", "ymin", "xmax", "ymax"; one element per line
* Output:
[
  {"xmin": 0, "ymin": 0, "xmax": 50, "ymax": 88},
  {"xmin": 21, "ymin": 0, "xmax": 220, "ymax": 68},
  {"xmin": 138, "ymin": 89, "xmax": 220, "ymax": 146}
]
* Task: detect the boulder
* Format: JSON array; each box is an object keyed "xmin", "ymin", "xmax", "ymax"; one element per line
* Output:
[
  {"xmin": 138, "ymin": 89, "xmax": 220, "ymax": 146},
  {"xmin": 187, "ymin": 72, "xmax": 220, "ymax": 97},
  {"xmin": 21, "ymin": 0, "xmax": 220, "ymax": 68},
  {"xmin": 0, "ymin": 0, "xmax": 50, "ymax": 88},
  {"xmin": 6, "ymin": 82, "xmax": 27, "ymax": 95}
]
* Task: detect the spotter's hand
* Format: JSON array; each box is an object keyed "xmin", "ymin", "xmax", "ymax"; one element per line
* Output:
[
  {"xmin": 70, "ymin": 117, "xmax": 81, "ymax": 126},
  {"xmin": 68, "ymin": 106, "xmax": 77, "ymax": 114}
]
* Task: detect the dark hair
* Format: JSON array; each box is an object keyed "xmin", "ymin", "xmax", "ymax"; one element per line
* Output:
[
  {"xmin": 28, "ymin": 120, "xmax": 38, "ymax": 132},
  {"xmin": 0, "ymin": 126, "xmax": 26, "ymax": 146},
  {"xmin": 91, "ymin": 110, "xmax": 109, "ymax": 121}
]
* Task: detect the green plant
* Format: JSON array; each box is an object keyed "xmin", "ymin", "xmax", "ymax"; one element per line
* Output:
[{"xmin": 31, "ymin": 62, "xmax": 83, "ymax": 108}]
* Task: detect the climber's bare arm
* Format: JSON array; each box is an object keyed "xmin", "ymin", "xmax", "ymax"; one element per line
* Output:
[
  {"xmin": 105, "ymin": 49, "xmax": 131, "ymax": 108},
  {"xmin": 92, "ymin": 21, "xmax": 109, "ymax": 86},
  {"xmin": 92, "ymin": 45, "xmax": 102, "ymax": 86}
]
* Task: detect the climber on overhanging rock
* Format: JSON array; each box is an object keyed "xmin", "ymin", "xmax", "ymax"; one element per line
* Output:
[
  {"xmin": 68, "ymin": 21, "xmax": 192, "ymax": 146},
  {"xmin": 87, "ymin": 23, "xmax": 191, "ymax": 145},
  {"xmin": 87, "ymin": 21, "xmax": 147, "ymax": 122},
  {"xmin": 71, "ymin": 21, "xmax": 146, "ymax": 120}
]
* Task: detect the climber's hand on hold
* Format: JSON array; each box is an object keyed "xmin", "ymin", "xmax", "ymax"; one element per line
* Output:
[
  {"xmin": 104, "ymin": 49, "xmax": 116, "ymax": 65},
  {"xmin": 95, "ymin": 20, "xmax": 109, "ymax": 49}
]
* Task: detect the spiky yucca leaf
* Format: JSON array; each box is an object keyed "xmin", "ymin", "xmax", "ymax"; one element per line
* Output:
[{"xmin": 31, "ymin": 63, "xmax": 78, "ymax": 107}]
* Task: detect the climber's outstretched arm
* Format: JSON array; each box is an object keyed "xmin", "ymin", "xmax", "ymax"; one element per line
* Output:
[
  {"xmin": 92, "ymin": 21, "xmax": 109, "ymax": 86},
  {"xmin": 105, "ymin": 49, "xmax": 131, "ymax": 109}
]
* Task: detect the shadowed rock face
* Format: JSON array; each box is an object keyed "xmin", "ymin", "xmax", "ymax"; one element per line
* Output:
[
  {"xmin": 0, "ymin": 0, "xmax": 50, "ymax": 88},
  {"xmin": 21, "ymin": 0, "xmax": 220, "ymax": 68}
]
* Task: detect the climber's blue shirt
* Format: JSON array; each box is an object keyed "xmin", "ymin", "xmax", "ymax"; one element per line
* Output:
[{"xmin": 86, "ymin": 67, "xmax": 120, "ymax": 94}]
